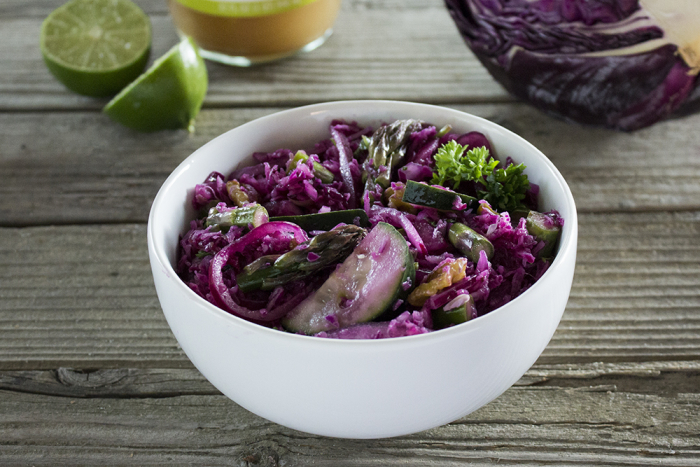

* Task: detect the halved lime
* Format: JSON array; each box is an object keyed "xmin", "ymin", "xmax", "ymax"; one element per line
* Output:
[
  {"xmin": 40, "ymin": 0, "xmax": 152, "ymax": 97},
  {"xmin": 103, "ymin": 37, "xmax": 208, "ymax": 132}
]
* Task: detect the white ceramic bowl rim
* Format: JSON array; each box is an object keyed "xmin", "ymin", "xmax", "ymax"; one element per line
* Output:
[{"xmin": 147, "ymin": 100, "xmax": 578, "ymax": 347}]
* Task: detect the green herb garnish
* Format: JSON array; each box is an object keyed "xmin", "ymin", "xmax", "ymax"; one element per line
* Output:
[
  {"xmin": 482, "ymin": 162, "xmax": 529, "ymax": 212},
  {"xmin": 431, "ymin": 140, "xmax": 529, "ymax": 212},
  {"xmin": 432, "ymin": 141, "xmax": 497, "ymax": 189}
]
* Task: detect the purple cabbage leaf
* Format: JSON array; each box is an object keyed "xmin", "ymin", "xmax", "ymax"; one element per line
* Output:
[{"xmin": 444, "ymin": 0, "xmax": 700, "ymax": 130}]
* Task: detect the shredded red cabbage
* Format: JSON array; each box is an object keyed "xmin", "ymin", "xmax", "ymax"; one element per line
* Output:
[{"xmin": 176, "ymin": 119, "xmax": 562, "ymax": 338}]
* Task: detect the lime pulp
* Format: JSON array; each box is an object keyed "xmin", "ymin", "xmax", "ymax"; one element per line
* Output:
[{"xmin": 40, "ymin": 0, "xmax": 152, "ymax": 97}]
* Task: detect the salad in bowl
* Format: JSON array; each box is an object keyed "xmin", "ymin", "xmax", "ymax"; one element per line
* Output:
[{"xmin": 177, "ymin": 119, "xmax": 563, "ymax": 338}]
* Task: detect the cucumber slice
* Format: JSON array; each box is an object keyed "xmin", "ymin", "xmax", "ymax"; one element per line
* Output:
[
  {"xmin": 431, "ymin": 294, "xmax": 475, "ymax": 330},
  {"xmin": 402, "ymin": 180, "xmax": 476, "ymax": 211},
  {"xmin": 509, "ymin": 209, "xmax": 531, "ymax": 226},
  {"xmin": 526, "ymin": 211, "xmax": 562, "ymax": 258},
  {"xmin": 270, "ymin": 209, "xmax": 369, "ymax": 232},
  {"xmin": 282, "ymin": 222, "xmax": 415, "ymax": 335}
]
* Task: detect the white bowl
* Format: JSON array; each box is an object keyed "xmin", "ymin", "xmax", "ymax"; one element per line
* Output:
[{"xmin": 147, "ymin": 100, "xmax": 578, "ymax": 439}]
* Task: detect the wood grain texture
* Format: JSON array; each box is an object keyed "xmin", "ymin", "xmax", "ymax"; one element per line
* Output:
[
  {"xmin": 3, "ymin": 362, "xmax": 699, "ymax": 398},
  {"xmin": 0, "ymin": 368, "xmax": 217, "ymax": 398},
  {"xmin": 0, "ymin": 0, "xmax": 507, "ymax": 111},
  {"xmin": 1, "ymin": 366, "xmax": 699, "ymax": 466},
  {"xmin": 4, "ymin": 0, "xmax": 698, "ymax": 461},
  {"xmin": 1, "ymin": 105, "xmax": 699, "ymax": 227},
  {"xmin": 1, "ymin": 211, "xmax": 698, "ymax": 369},
  {"xmin": 0, "ymin": 363, "xmax": 699, "ymax": 465}
]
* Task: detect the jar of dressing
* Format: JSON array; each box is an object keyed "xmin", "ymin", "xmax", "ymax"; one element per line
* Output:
[{"xmin": 167, "ymin": 0, "xmax": 342, "ymax": 66}]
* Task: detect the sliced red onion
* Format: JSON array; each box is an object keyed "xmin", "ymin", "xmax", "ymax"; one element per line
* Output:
[
  {"xmin": 330, "ymin": 125, "xmax": 356, "ymax": 209},
  {"xmin": 456, "ymin": 132, "xmax": 492, "ymax": 153},
  {"xmin": 208, "ymin": 222, "xmax": 309, "ymax": 321},
  {"xmin": 398, "ymin": 162, "xmax": 434, "ymax": 183},
  {"xmin": 410, "ymin": 138, "xmax": 439, "ymax": 166},
  {"xmin": 371, "ymin": 207, "xmax": 428, "ymax": 255}
]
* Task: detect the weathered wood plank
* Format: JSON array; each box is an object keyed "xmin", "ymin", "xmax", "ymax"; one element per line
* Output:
[
  {"xmin": 2, "ymin": 362, "xmax": 699, "ymax": 398},
  {"xmin": 1, "ymin": 363, "xmax": 698, "ymax": 465},
  {"xmin": 1, "ymin": 104, "xmax": 699, "ymax": 227},
  {"xmin": 0, "ymin": 368, "xmax": 217, "ymax": 398},
  {"xmin": 0, "ymin": 370, "xmax": 699, "ymax": 465},
  {"xmin": 0, "ymin": 211, "xmax": 698, "ymax": 369},
  {"xmin": 0, "ymin": 0, "xmax": 507, "ymax": 111}
]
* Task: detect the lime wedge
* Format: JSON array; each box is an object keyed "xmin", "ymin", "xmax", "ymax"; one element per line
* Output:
[
  {"xmin": 40, "ymin": 0, "xmax": 152, "ymax": 97},
  {"xmin": 103, "ymin": 37, "xmax": 208, "ymax": 132}
]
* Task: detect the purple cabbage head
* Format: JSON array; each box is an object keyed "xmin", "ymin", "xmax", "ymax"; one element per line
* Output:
[{"xmin": 444, "ymin": 0, "xmax": 700, "ymax": 130}]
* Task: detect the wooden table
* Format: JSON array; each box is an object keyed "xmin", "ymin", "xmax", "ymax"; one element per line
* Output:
[{"xmin": 2, "ymin": 0, "xmax": 700, "ymax": 464}]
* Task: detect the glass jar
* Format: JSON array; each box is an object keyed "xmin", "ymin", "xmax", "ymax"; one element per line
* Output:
[{"xmin": 167, "ymin": 0, "xmax": 342, "ymax": 66}]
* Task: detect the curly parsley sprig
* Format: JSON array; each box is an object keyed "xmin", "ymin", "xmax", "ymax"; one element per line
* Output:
[{"xmin": 431, "ymin": 140, "xmax": 529, "ymax": 212}]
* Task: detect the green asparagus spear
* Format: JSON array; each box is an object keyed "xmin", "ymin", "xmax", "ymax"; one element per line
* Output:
[
  {"xmin": 288, "ymin": 151, "xmax": 335, "ymax": 184},
  {"xmin": 362, "ymin": 119, "xmax": 424, "ymax": 195},
  {"xmin": 436, "ymin": 124, "xmax": 452, "ymax": 138},
  {"xmin": 448, "ymin": 222, "xmax": 494, "ymax": 263},
  {"xmin": 206, "ymin": 204, "xmax": 269, "ymax": 231},
  {"xmin": 236, "ymin": 224, "xmax": 367, "ymax": 292},
  {"xmin": 226, "ymin": 180, "xmax": 251, "ymax": 207}
]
